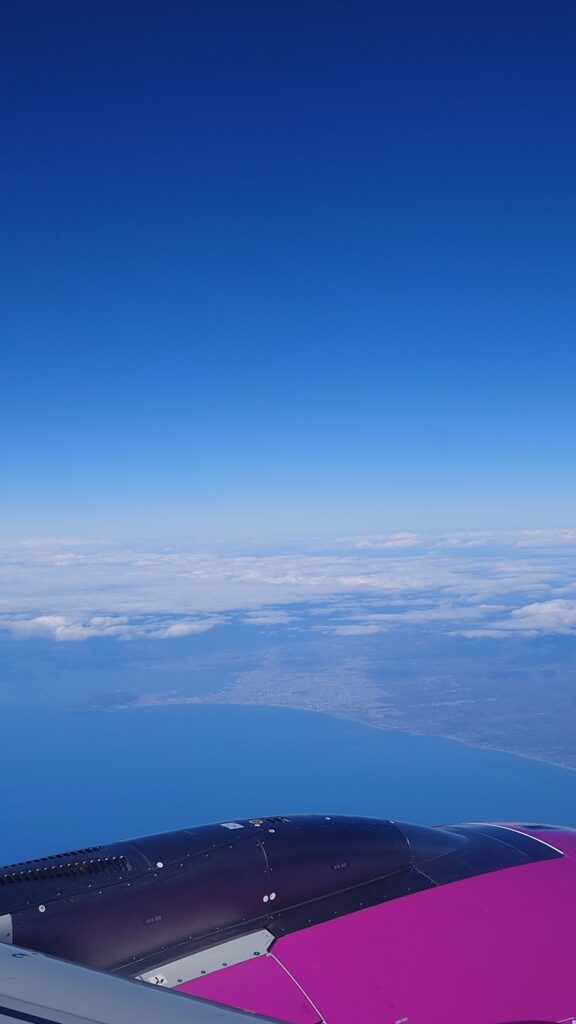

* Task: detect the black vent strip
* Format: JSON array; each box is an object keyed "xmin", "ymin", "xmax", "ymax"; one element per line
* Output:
[
  {"xmin": 264, "ymin": 817, "xmax": 291, "ymax": 825},
  {"xmin": 0, "ymin": 856, "xmax": 129, "ymax": 886},
  {"xmin": 0, "ymin": 847, "xmax": 104, "ymax": 871},
  {"xmin": 0, "ymin": 1003, "xmax": 62, "ymax": 1024}
]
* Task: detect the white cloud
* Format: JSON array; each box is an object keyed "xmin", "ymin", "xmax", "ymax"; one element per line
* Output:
[
  {"xmin": 457, "ymin": 629, "xmax": 512, "ymax": 639},
  {"xmin": 510, "ymin": 529, "xmax": 576, "ymax": 548},
  {"xmin": 354, "ymin": 532, "xmax": 422, "ymax": 549},
  {"xmin": 326, "ymin": 624, "xmax": 387, "ymax": 636},
  {"xmin": 152, "ymin": 619, "xmax": 220, "ymax": 638},
  {"xmin": 0, "ymin": 533, "xmax": 574, "ymax": 641},
  {"xmin": 352, "ymin": 603, "xmax": 504, "ymax": 625},
  {"xmin": 6, "ymin": 613, "xmax": 220, "ymax": 642},
  {"xmin": 434, "ymin": 528, "xmax": 576, "ymax": 550},
  {"xmin": 320, "ymin": 603, "xmax": 504, "ymax": 635},
  {"xmin": 8, "ymin": 615, "xmax": 129, "ymax": 641},
  {"xmin": 456, "ymin": 599, "xmax": 576, "ymax": 638},
  {"xmin": 241, "ymin": 610, "xmax": 294, "ymax": 626}
]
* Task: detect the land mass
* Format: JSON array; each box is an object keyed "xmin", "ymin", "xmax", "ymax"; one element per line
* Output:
[{"xmin": 90, "ymin": 630, "xmax": 576, "ymax": 771}]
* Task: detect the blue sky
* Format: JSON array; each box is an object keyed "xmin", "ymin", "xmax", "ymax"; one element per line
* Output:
[{"xmin": 1, "ymin": 0, "xmax": 575, "ymax": 538}]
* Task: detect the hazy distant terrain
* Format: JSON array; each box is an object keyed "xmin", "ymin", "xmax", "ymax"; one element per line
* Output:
[{"xmin": 1, "ymin": 531, "xmax": 575, "ymax": 768}]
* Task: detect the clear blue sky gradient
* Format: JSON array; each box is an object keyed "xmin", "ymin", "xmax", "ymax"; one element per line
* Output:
[{"xmin": 1, "ymin": 0, "xmax": 575, "ymax": 537}]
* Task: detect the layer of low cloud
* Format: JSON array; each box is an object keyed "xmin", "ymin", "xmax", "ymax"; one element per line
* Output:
[
  {"xmin": 0, "ymin": 532, "xmax": 574, "ymax": 641},
  {"xmin": 352, "ymin": 528, "xmax": 576, "ymax": 550}
]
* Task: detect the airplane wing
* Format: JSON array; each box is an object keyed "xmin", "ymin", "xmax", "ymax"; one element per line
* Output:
[
  {"xmin": 0, "ymin": 941, "xmax": 274, "ymax": 1023},
  {"xmin": 1, "ymin": 815, "xmax": 575, "ymax": 1023}
]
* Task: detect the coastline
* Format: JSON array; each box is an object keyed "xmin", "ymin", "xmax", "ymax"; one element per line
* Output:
[{"xmin": 104, "ymin": 693, "xmax": 576, "ymax": 775}]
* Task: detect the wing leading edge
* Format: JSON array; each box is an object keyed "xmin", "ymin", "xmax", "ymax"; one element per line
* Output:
[{"xmin": 0, "ymin": 942, "xmax": 274, "ymax": 1024}]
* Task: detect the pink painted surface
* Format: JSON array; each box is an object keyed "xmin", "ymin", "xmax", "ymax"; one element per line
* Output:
[
  {"xmin": 175, "ymin": 954, "xmax": 320, "ymax": 1023},
  {"xmin": 271, "ymin": 849, "xmax": 576, "ymax": 1023},
  {"xmin": 521, "ymin": 827, "xmax": 576, "ymax": 859}
]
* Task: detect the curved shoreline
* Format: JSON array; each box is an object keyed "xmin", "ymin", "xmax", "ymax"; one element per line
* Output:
[{"xmin": 107, "ymin": 693, "xmax": 576, "ymax": 774}]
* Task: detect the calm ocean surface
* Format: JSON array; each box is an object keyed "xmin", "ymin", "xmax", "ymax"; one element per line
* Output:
[{"xmin": 2, "ymin": 704, "xmax": 575, "ymax": 864}]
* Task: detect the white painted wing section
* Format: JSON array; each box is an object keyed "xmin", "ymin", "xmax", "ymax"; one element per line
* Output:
[
  {"xmin": 0, "ymin": 943, "xmax": 275, "ymax": 1023},
  {"xmin": 136, "ymin": 930, "xmax": 274, "ymax": 987}
]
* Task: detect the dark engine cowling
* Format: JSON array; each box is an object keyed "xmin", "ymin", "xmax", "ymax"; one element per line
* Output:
[{"xmin": 0, "ymin": 814, "xmax": 558, "ymax": 975}]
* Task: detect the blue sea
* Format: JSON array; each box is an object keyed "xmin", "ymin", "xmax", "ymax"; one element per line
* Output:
[{"xmin": 1, "ymin": 705, "xmax": 576, "ymax": 865}]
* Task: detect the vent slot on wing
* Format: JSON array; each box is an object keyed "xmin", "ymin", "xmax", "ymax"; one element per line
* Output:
[
  {"xmin": 264, "ymin": 817, "xmax": 291, "ymax": 825},
  {"xmin": 0, "ymin": 856, "xmax": 129, "ymax": 885}
]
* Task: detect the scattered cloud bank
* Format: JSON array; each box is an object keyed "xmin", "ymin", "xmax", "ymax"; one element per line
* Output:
[
  {"xmin": 351, "ymin": 528, "xmax": 576, "ymax": 550},
  {"xmin": 0, "ymin": 531, "xmax": 574, "ymax": 641},
  {"xmin": 6, "ymin": 613, "xmax": 222, "ymax": 642},
  {"xmin": 458, "ymin": 599, "xmax": 576, "ymax": 638},
  {"xmin": 318, "ymin": 602, "xmax": 506, "ymax": 634}
]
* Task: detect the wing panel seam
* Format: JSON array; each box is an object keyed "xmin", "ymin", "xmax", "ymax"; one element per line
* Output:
[{"xmin": 269, "ymin": 953, "xmax": 326, "ymax": 1024}]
